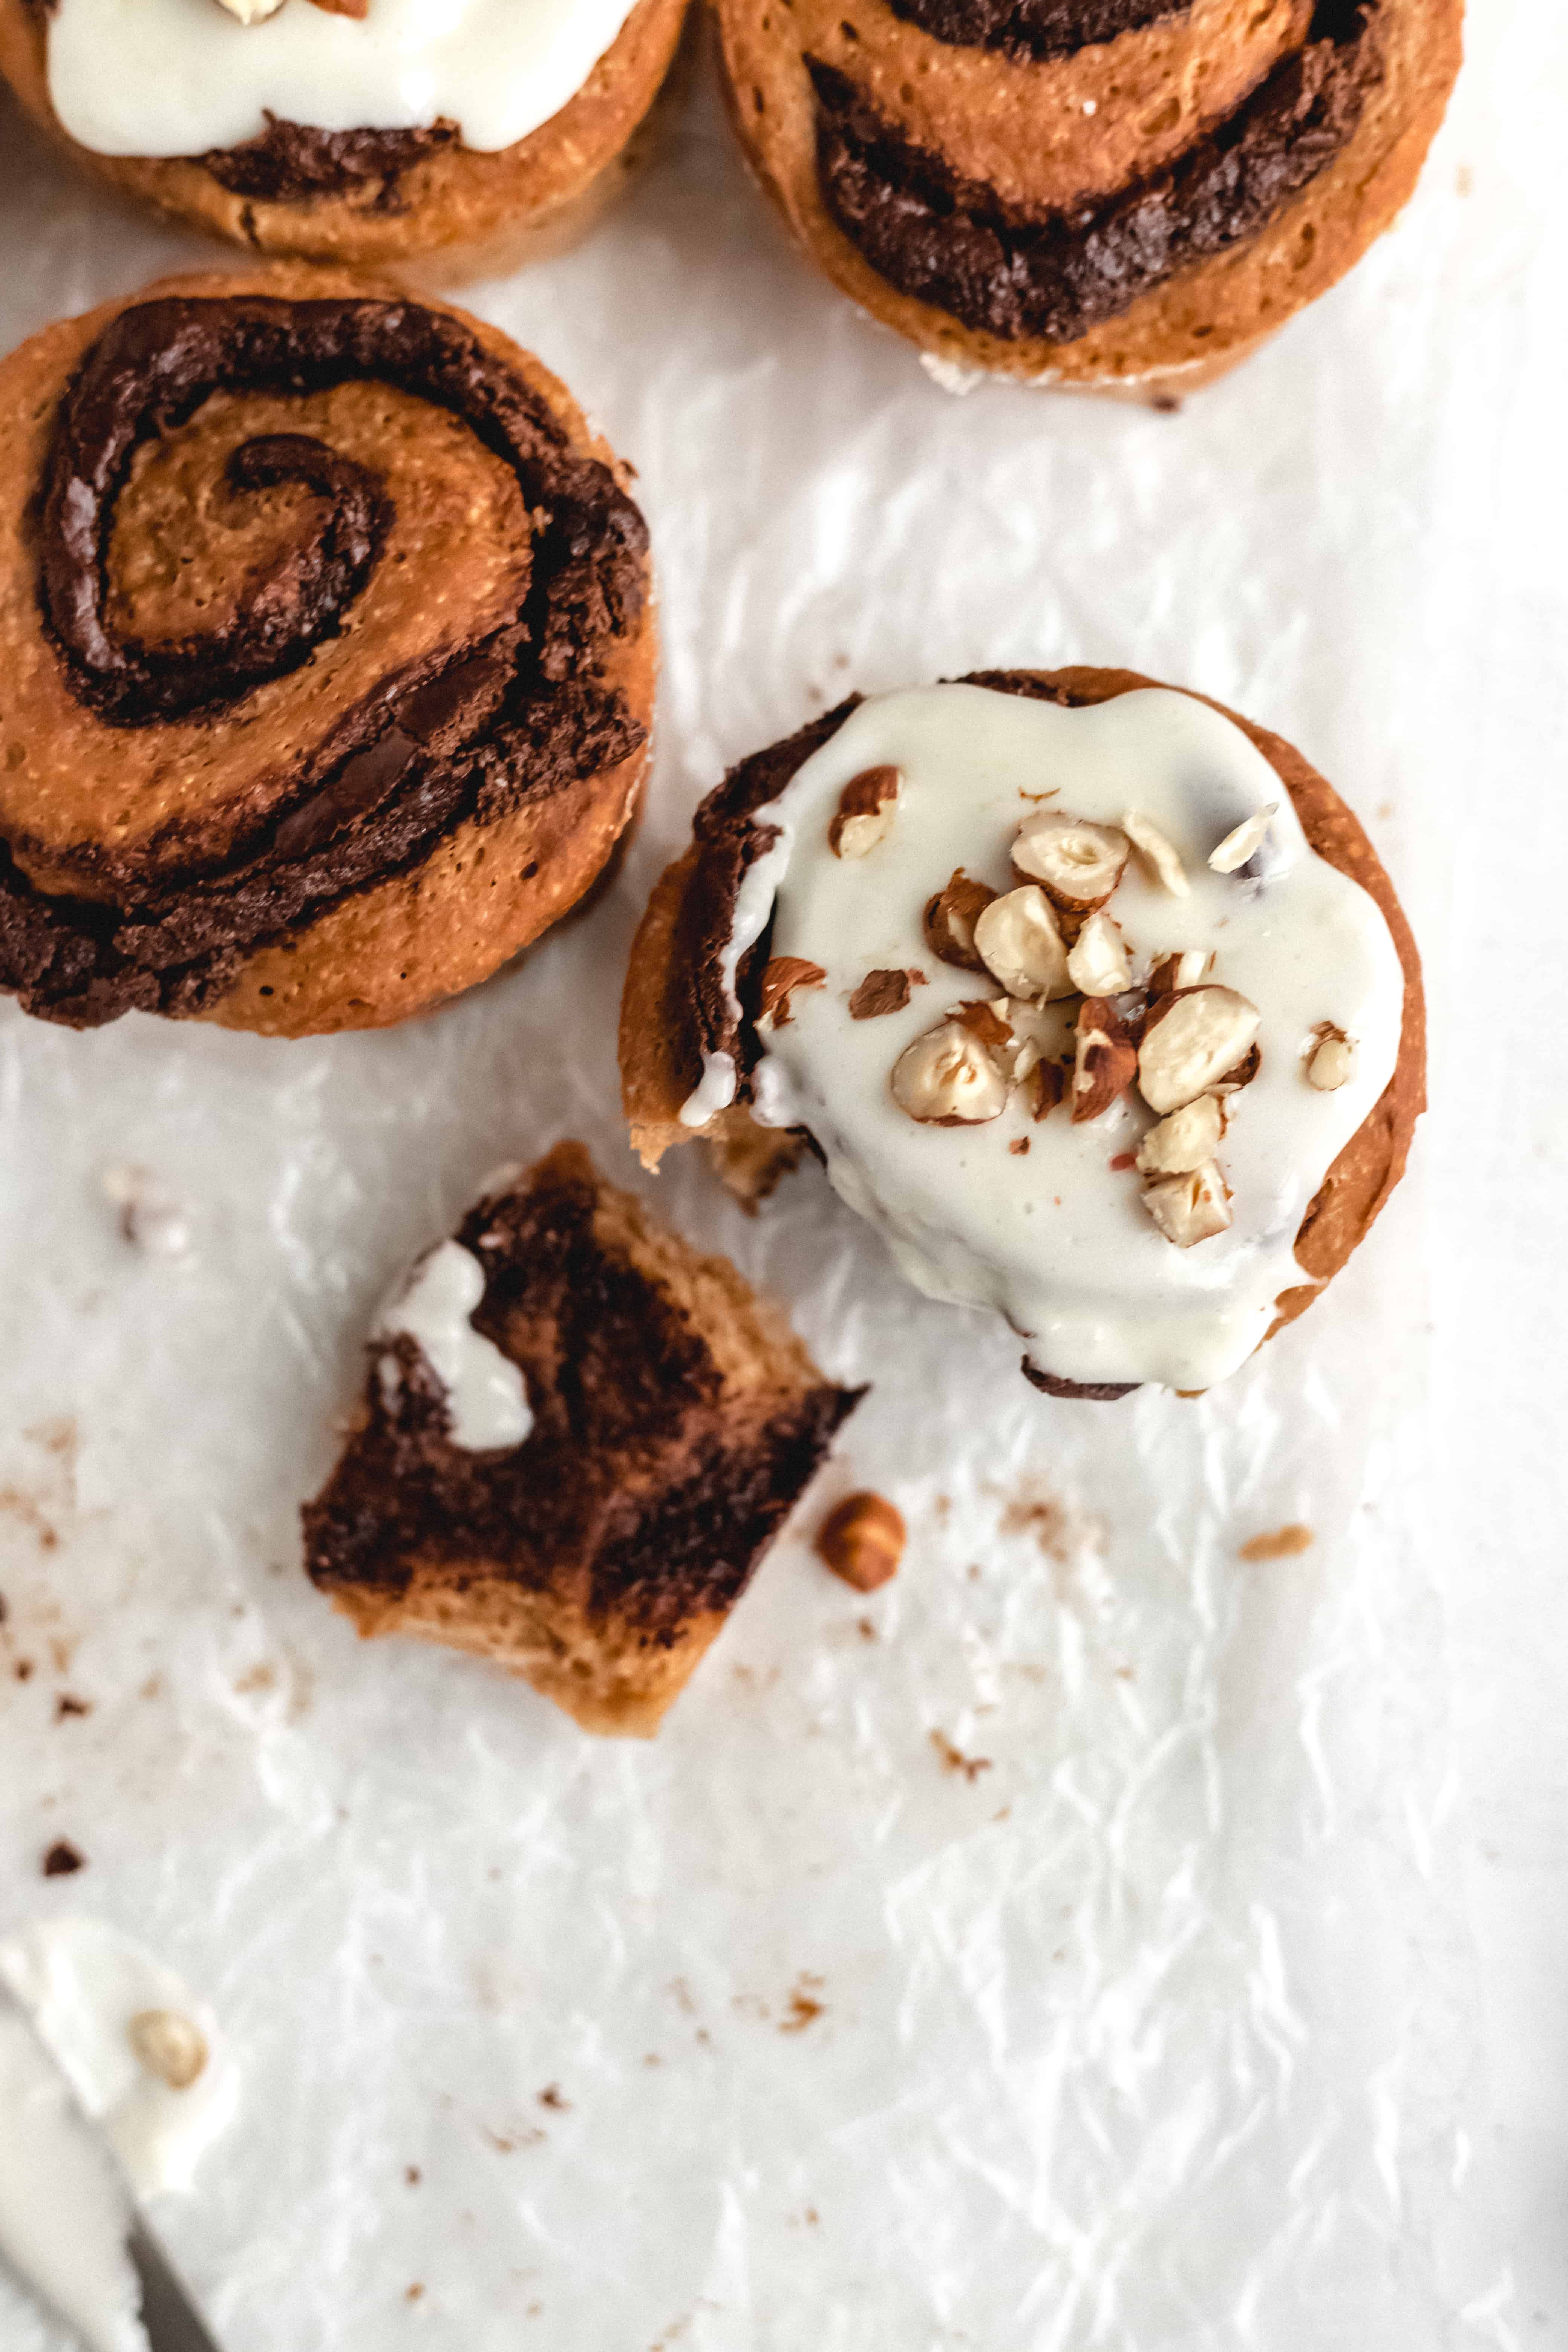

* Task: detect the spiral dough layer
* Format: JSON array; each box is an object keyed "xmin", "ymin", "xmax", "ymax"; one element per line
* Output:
[{"xmin": 0, "ymin": 270, "xmax": 654, "ymax": 1035}]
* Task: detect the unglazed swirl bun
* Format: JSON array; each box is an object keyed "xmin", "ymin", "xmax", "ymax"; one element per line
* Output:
[
  {"xmin": 0, "ymin": 267, "xmax": 654, "ymax": 1037},
  {"xmin": 619, "ymin": 669, "xmax": 1424, "ymax": 1397},
  {"xmin": 0, "ymin": 0, "xmax": 688, "ymax": 273},
  {"xmin": 716, "ymin": 0, "xmax": 1464, "ymax": 390}
]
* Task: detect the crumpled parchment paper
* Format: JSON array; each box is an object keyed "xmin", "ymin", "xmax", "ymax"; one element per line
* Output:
[{"xmin": 0, "ymin": 20, "xmax": 1522, "ymax": 2347}]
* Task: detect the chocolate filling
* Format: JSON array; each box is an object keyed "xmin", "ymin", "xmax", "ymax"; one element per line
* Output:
[
  {"xmin": 882, "ymin": 0, "xmax": 1187, "ymax": 66},
  {"xmin": 2, "ymin": 293, "xmax": 648, "ymax": 1027},
  {"xmin": 304, "ymin": 1158, "xmax": 862, "ymax": 1630},
  {"xmin": 809, "ymin": 0, "xmax": 1382, "ymax": 344},
  {"xmin": 199, "ymin": 115, "xmax": 461, "ymax": 211}
]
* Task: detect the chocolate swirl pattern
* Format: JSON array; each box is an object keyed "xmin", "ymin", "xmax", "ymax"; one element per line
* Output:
[
  {"xmin": 0, "ymin": 272, "xmax": 655, "ymax": 1036},
  {"xmin": 718, "ymin": 0, "xmax": 1462, "ymax": 389}
]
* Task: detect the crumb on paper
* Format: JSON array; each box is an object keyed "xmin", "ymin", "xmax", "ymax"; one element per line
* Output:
[
  {"xmin": 42, "ymin": 1839, "xmax": 84, "ymax": 1876},
  {"xmin": 0, "ymin": 1487, "xmax": 60, "ymax": 1550},
  {"xmin": 233, "ymin": 1662, "xmax": 277, "ymax": 1695},
  {"xmin": 857, "ymin": 1616, "xmax": 877, "ymax": 1642},
  {"xmin": 128, "ymin": 2008, "xmax": 208, "ymax": 2090},
  {"xmin": 1009, "ymin": 1138, "xmax": 1029, "ymax": 1156},
  {"xmin": 14, "ymin": 1659, "xmax": 34, "ymax": 1682},
  {"xmin": 404, "ymin": 2166, "xmax": 421, "ymax": 2186},
  {"xmin": 54, "ymin": 1693, "xmax": 89, "ymax": 1720},
  {"xmin": 1239, "ymin": 1523, "xmax": 1314, "ymax": 1562},
  {"xmin": 405, "ymin": 2284, "xmax": 424, "ymax": 2304},
  {"xmin": 930, "ymin": 1730, "xmax": 992, "ymax": 1783},
  {"xmin": 101, "ymin": 1163, "xmax": 192, "ymax": 1257},
  {"xmin": 537, "ymin": 2084, "xmax": 568, "ymax": 2111},
  {"xmin": 1001, "ymin": 1491, "xmax": 1075, "ymax": 1562},
  {"xmin": 779, "ymin": 1975, "xmax": 825, "ymax": 2034}
]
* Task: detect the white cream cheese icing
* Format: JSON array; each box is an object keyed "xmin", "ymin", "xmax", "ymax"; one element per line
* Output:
[
  {"xmin": 688, "ymin": 683, "xmax": 1405, "ymax": 1392},
  {"xmin": 0, "ymin": 1917, "xmax": 239, "ymax": 2352},
  {"xmin": 375, "ymin": 1237, "xmax": 533, "ymax": 1451},
  {"xmin": 44, "ymin": 0, "xmax": 643, "ymax": 162}
]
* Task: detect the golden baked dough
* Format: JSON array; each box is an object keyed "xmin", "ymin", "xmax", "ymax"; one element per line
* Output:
[
  {"xmin": 0, "ymin": 265, "xmax": 656, "ymax": 1038},
  {"xmin": 716, "ymin": 0, "xmax": 1464, "ymax": 391}
]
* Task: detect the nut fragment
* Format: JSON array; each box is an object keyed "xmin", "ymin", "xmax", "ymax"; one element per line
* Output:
[
  {"xmin": 1065, "ymin": 910, "xmax": 1132, "ymax": 997},
  {"xmin": 1071, "ymin": 998, "xmax": 1139, "ymax": 1124},
  {"xmin": 1147, "ymin": 949, "xmax": 1213, "ymax": 998},
  {"xmin": 309, "ymin": 0, "xmax": 370, "ymax": 13},
  {"xmin": 828, "ymin": 765, "xmax": 902, "ymax": 859},
  {"xmin": 923, "ymin": 870, "xmax": 996, "ymax": 971},
  {"xmin": 1209, "ymin": 803, "xmax": 1278, "ymax": 874},
  {"xmin": 128, "ymin": 2009, "xmax": 208, "ymax": 2091},
  {"xmin": 1137, "ymin": 986, "xmax": 1261, "ymax": 1114},
  {"xmin": 1142, "ymin": 1162, "xmax": 1233, "ymax": 1247},
  {"xmin": 1012, "ymin": 810, "xmax": 1129, "ymax": 916},
  {"xmin": 1032, "ymin": 1061, "xmax": 1066, "ymax": 1121},
  {"xmin": 1305, "ymin": 1024, "xmax": 1356, "ymax": 1090},
  {"xmin": 972, "ymin": 886, "xmax": 1072, "ymax": 1002},
  {"xmin": 757, "ymin": 956, "xmax": 825, "ymax": 1030},
  {"xmin": 891, "ymin": 1014, "xmax": 1010, "ymax": 1125},
  {"xmin": 1122, "ymin": 810, "xmax": 1190, "ymax": 897},
  {"xmin": 214, "ymin": 0, "xmax": 287, "ymax": 18},
  {"xmin": 815, "ymin": 1492, "xmax": 905, "ymax": 1591},
  {"xmin": 994, "ymin": 996, "xmax": 1075, "ymax": 1086},
  {"xmin": 1134, "ymin": 1093, "xmax": 1226, "ymax": 1176},
  {"xmin": 848, "ymin": 969, "xmax": 914, "ymax": 1020}
]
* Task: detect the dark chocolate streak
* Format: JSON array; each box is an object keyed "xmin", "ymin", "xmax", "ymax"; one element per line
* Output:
[
  {"xmin": 2, "ymin": 294, "xmax": 647, "ymax": 1026},
  {"xmin": 200, "ymin": 115, "xmax": 460, "ymax": 210},
  {"xmin": 882, "ymin": 0, "xmax": 1187, "ymax": 65},
  {"xmin": 809, "ymin": 1, "xmax": 1381, "ymax": 344},
  {"xmin": 304, "ymin": 1158, "xmax": 861, "ymax": 1629}
]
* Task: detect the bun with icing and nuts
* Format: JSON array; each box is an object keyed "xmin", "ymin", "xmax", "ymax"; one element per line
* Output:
[
  {"xmin": 714, "ymin": 0, "xmax": 1462, "ymax": 394},
  {"xmin": 0, "ymin": 0, "xmax": 688, "ymax": 273},
  {"xmin": 619, "ymin": 668, "xmax": 1424, "ymax": 1397},
  {"xmin": 0, "ymin": 267, "xmax": 654, "ymax": 1037}
]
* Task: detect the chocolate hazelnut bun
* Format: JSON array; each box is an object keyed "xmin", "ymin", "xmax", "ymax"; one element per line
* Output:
[
  {"xmin": 0, "ymin": 0, "xmax": 688, "ymax": 273},
  {"xmin": 619, "ymin": 669, "xmax": 1424, "ymax": 1396},
  {"xmin": 305, "ymin": 1141, "xmax": 862, "ymax": 1735},
  {"xmin": 715, "ymin": 0, "xmax": 1463, "ymax": 390},
  {"xmin": 0, "ymin": 267, "xmax": 654, "ymax": 1038}
]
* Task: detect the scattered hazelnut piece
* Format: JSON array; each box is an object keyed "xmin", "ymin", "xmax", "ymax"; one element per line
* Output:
[
  {"xmin": 1137, "ymin": 986, "xmax": 1261, "ymax": 1114},
  {"xmin": 891, "ymin": 1014, "xmax": 1010, "ymax": 1125},
  {"xmin": 815, "ymin": 1493, "xmax": 905, "ymax": 1591},
  {"xmin": 1070, "ymin": 998, "xmax": 1139, "ymax": 1124},
  {"xmin": 1032, "ymin": 1061, "xmax": 1066, "ymax": 1120},
  {"xmin": 828, "ymin": 766, "xmax": 901, "ymax": 859},
  {"xmin": 1065, "ymin": 910, "xmax": 1132, "ymax": 997},
  {"xmin": 128, "ymin": 2009, "xmax": 208, "ymax": 2092},
  {"xmin": 848, "ymin": 969, "xmax": 913, "ymax": 1020},
  {"xmin": 1211, "ymin": 1043, "xmax": 1261, "ymax": 1096},
  {"xmin": 757, "ymin": 956, "xmax": 826, "ymax": 1030},
  {"xmin": 1306, "ymin": 1025, "xmax": 1356, "ymax": 1090},
  {"xmin": 1122, "ymin": 810, "xmax": 1190, "ymax": 897},
  {"xmin": 1134, "ymin": 1093, "xmax": 1225, "ymax": 1176},
  {"xmin": 972, "ymin": 886, "xmax": 1072, "ymax": 1003},
  {"xmin": 1147, "ymin": 949, "xmax": 1213, "ymax": 998},
  {"xmin": 1142, "ymin": 1162, "xmax": 1233, "ymax": 1247},
  {"xmin": 994, "ymin": 995, "xmax": 1075, "ymax": 1087},
  {"xmin": 214, "ymin": 0, "xmax": 287, "ymax": 19},
  {"xmin": 1209, "ymin": 803, "xmax": 1278, "ymax": 874},
  {"xmin": 923, "ymin": 871, "xmax": 996, "ymax": 971},
  {"xmin": 1011, "ymin": 811, "xmax": 1129, "ymax": 916}
]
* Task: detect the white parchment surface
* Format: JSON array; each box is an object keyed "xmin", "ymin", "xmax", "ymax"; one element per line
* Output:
[{"xmin": 0, "ymin": 12, "xmax": 1539, "ymax": 2346}]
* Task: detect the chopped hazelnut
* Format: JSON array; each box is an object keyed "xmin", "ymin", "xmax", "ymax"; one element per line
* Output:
[
  {"xmin": 848, "ymin": 969, "xmax": 913, "ymax": 1020},
  {"xmin": 757, "ymin": 957, "xmax": 826, "ymax": 1030},
  {"xmin": 1065, "ymin": 910, "xmax": 1132, "ymax": 997},
  {"xmin": 972, "ymin": 886, "xmax": 1073, "ymax": 1003},
  {"xmin": 815, "ymin": 1493, "xmax": 905, "ymax": 1591},
  {"xmin": 1305, "ymin": 1025, "xmax": 1357, "ymax": 1090},
  {"xmin": 1137, "ymin": 986, "xmax": 1261, "ymax": 1113},
  {"xmin": 1134, "ymin": 1093, "xmax": 1226, "ymax": 1176},
  {"xmin": 128, "ymin": 2009, "xmax": 208, "ymax": 2092},
  {"xmin": 1070, "ymin": 998, "xmax": 1139, "ymax": 1124},
  {"xmin": 923, "ymin": 871, "xmax": 996, "ymax": 971},
  {"xmin": 1011, "ymin": 811, "xmax": 1130, "ymax": 915},
  {"xmin": 1142, "ymin": 1162, "xmax": 1232, "ymax": 1247},
  {"xmin": 1122, "ymin": 810, "xmax": 1190, "ymax": 897},
  {"xmin": 828, "ymin": 766, "xmax": 901, "ymax": 859},
  {"xmin": 891, "ymin": 1014, "xmax": 1010, "ymax": 1125},
  {"xmin": 1208, "ymin": 803, "xmax": 1278, "ymax": 874}
]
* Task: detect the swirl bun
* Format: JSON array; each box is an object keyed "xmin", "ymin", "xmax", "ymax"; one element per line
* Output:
[
  {"xmin": 0, "ymin": 0, "xmax": 689, "ymax": 274},
  {"xmin": 0, "ymin": 268, "xmax": 655, "ymax": 1036},
  {"xmin": 717, "ymin": 0, "xmax": 1463, "ymax": 392}
]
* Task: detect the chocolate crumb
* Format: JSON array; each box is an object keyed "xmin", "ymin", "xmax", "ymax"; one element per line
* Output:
[
  {"xmin": 43, "ymin": 1840, "xmax": 84, "ymax": 1876},
  {"xmin": 930, "ymin": 1729, "xmax": 992, "ymax": 1782}
]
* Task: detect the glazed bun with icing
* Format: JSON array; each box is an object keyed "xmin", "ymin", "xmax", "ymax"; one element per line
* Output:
[
  {"xmin": 716, "ymin": 0, "xmax": 1463, "ymax": 393},
  {"xmin": 619, "ymin": 669, "xmax": 1424, "ymax": 1398},
  {"xmin": 0, "ymin": 267, "xmax": 654, "ymax": 1038},
  {"xmin": 0, "ymin": 0, "xmax": 688, "ymax": 274}
]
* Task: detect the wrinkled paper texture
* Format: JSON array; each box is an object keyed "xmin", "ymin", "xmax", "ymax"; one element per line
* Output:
[{"xmin": 0, "ymin": 17, "xmax": 1525, "ymax": 2348}]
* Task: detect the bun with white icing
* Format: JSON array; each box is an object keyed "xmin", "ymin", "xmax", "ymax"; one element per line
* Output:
[
  {"xmin": 305, "ymin": 1141, "xmax": 862, "ymax": 1735},
  {"xmin": 715, "ymin": 0, "xmax": 1462, "ymax": 393},
  {"xmin": 0, "ymin": 0, "xmax": 689, "ymax": 273},
  {"xmin": 619, "ymin": 669, "xmax": 1424, "ymax": 1397}
]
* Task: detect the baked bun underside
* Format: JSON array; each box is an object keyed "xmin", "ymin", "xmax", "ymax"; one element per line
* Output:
[
  {"xmin": 718, "ymin": 0, "xmax": 1463, "ymax": 386},
  {"xmin": 0, "ymin": 267, "xmax": 654, "ymax": 1038},
  {"xmin": 618, "ymin": 667, "xmax": 1426, "ymax": 1394},
  {"xmin": 305, "ymin": 1141, "xmax": 862, "ymax": 1735}
]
